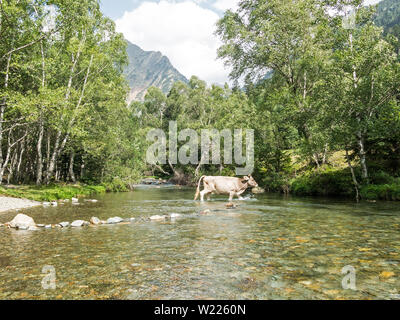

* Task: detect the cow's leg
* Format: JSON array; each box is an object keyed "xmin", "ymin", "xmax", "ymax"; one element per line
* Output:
[
  {"xmin": 228, "ymin": 191, "xmax": 235, "ymax": 202},
  {"xmin": 207, "ymin": 193, "xmax": 211, "ymax": 201},
  {"xmin": 200, "ymin": 190, "xmax": 208, "ymax": 201}
]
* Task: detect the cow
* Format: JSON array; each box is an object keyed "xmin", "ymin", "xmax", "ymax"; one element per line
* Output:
[{"xmin": 194, "ymin": 175, "xmax": 259, "ymax": 201}]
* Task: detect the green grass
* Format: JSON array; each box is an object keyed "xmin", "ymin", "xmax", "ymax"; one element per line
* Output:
[{"xmin": 0, "ymin": 184, "xmax": 107, "ymax": 202}]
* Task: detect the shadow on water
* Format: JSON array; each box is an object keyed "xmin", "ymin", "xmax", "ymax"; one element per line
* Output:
[{"xmin": 0, "ymin": 185, "xmax": 399, "ymax": 299}]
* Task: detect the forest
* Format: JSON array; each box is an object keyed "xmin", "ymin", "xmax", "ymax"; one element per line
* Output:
[{"xmin": 1, "ymin": 0, "xmax": 400, "ymax": 201}]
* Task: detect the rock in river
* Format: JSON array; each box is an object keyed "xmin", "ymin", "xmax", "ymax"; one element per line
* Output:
[
  {"xmin": 225, "ymin": 202, "xmax": 237, "ymax": 209},
  {"xmin": 59, "ymin": 222, "xmax": 70, "ymax": 228},
  {"xmin": 90, "ymin": 217, "xmax": 101, "ymax": 225},
  {"xmin": 150, "ymin": 215, "xmax": 166, "ymax": 221},
  {"xmin": 71, "ymin": 220, "xmax": 88, "ymax": 227},
  {"xmin": 106, "ymin": 217, "xmax": 123, "ymax": 224},
  {"xmin": 170, "ymin": 213, "xmax": 182, "ymax": 219},
  {"xmin": 8, "ymin": 214, "xmax": 36, "ymax": 229}
]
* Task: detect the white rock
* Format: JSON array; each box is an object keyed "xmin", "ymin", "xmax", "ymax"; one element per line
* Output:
[
  {"xmin": 170, "ymin": 213, "xmax": 182, "ymax": 219},
  {"xmin": 106, "ymin": 217, "xmax": 123, "ymax": 224},
  {"xmin": 42, "ymin": 202, "xmax": 51, "ymax": 206},
  {"xmin": 44, "ymin": 224, "xmax": 52, "ymax": 229},
  {"xmin": 28, "ymin": 226, "xmax": 39, "ymax": 231},
  {"xmin": 150, "ymin": 215, "xmax": 166, "ymax": 221},
  {"xmin": 51, "ymin": 202, "xmax": 58, "ymax": 207},
  {"xmin": 71, "ymin": 197, "xmax": 79, "ymax": 203},
  {"xmin": 59, "ymin": 222, "xmax": 70, "ymax": 228},
  {"xmin": 71, "ymin": 220, "xmax": 86, "ymax": 227},
  {"xmin": 90, "ymin": 217, "xmax": 101, "ymax": 225},
  {"xmin": 130, "ymin": 218, "xmax": 136, "ymax": 222},
  {"xmin": 8, "ymin": 214, "xmax": 36, "ymax": 229}
]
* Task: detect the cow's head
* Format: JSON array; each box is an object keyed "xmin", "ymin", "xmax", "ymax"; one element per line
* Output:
[{"xmin": 242, "ymin": 175, "xmax": 258, "ymax": 187}]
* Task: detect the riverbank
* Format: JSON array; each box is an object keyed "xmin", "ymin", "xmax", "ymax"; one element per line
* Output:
[
  {"xmin": 0, "ymin": 184, "xmax": 107, "ymax": 203},
  {"xmin": 289, "ymin": 166, "xmax": 400, "ymax": 201}
]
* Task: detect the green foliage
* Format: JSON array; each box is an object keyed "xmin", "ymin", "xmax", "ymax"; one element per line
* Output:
[
  {"xmin": 360, "ymin": 181, "xmax": 400, "ymax": 201},
  {"xmin": 0, "ymin": 184, "xmax": 106, "ymax": 202},
  {"xmin": 291, "ymin": 167, "xmax": 356, "ymax": 197}
]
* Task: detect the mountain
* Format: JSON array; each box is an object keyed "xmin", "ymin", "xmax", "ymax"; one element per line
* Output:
[
  {"xmin": 375, "ymin": 0, "xmax": 400, "ymax": 53},
  {"xmin": 124, "ymin": 41, "xmax": 188, "ymax": 103}
]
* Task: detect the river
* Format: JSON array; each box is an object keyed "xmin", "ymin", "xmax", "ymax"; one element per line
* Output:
[{"xmin": 0, "ymin": 185, "xmax": 399, "ymax": 299}]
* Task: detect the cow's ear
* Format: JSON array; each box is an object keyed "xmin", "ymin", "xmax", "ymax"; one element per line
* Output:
[{"xmin": 242, "ymin": 176, "xmax": 249, "ymax": 181}]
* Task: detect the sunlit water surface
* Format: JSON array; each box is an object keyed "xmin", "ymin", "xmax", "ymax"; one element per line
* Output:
[{"xmin": 0, "ymin": 186, "xmax": 399, "ymax": 300}]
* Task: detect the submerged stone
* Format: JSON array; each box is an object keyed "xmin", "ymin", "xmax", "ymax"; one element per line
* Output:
[{"xmin": 199, "ymin": 209, "xmax": 211, "ymax": 215}]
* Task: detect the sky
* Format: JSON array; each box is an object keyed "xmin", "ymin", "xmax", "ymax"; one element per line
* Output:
[{"xmin": 99, "ymin": 0, "xmax": 383, "ymax": 85}]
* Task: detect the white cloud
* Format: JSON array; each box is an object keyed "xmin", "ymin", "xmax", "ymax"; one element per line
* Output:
[
  {"xmin": 213, "ymin": 0, "xmax": 238, "ymax": 12},
  {"xmin": 116, "ymin": 0, "xmax": 231, "ymax": 85}
]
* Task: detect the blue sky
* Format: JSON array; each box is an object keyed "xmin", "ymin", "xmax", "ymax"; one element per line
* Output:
[{"xmin": 99, "ymin": 0, "xmax": 382, "ymax": 85}]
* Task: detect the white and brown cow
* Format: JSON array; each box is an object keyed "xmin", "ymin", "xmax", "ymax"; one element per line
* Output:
[{"xmin": 194, "ymin": 175, "xmax": 259, "ymax": 201}]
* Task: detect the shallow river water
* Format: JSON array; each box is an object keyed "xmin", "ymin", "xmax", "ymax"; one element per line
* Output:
[{"xmin": 0, "ymin": 186, "xmax": 399, "ymax": 300}]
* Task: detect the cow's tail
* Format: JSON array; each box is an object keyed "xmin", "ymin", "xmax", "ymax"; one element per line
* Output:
[{"xmin": 194, "ymin": 176, "xmax": 205, "ymax": 200}]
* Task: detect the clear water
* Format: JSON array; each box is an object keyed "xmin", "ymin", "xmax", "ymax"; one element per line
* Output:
[{"xmin": 0, "ymin": 186, "xmax": 399, "ymax": 300}]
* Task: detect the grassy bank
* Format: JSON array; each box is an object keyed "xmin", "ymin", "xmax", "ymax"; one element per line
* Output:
[
  {"xmin": 0, "ymin": 184, "xmax": 108, "ymax": 202},
  {"xmin": 288, "ymin": 166, "xmax": 400, "ymax": 201}
]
